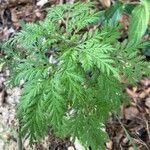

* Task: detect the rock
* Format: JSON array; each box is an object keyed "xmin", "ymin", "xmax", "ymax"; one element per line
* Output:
[
  {"xmin": 37, "ymin": 0, "xmax": 48, "ymax": 7},
  {"xmin": 129, "ymin": 147, "xmax": 134, "ymax": 150},
  {"xmin": 68, "ymin": 146, "xmax": 75, "ymax": 150}
]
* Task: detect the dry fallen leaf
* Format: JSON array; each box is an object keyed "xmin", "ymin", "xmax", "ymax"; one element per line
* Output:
[
  {"xmin": 8, "ymin": 0, "xmax": 33, "ymax": 5},
  {"xmin": 106, "ymin": 140, "xmax": 113, "ymax": 150},
  {"xmin": 126, "ymin": 88, "xmax": 138, "ymax": 102},
  {"xmin": 11, "ymin": 8, "xmax": 18, "ymax": 23},
  {"xmin": 100, "ymin": 0, "xmax": 111, "ymax": 8},
  {"xmin": 139, "ymin": 91, "xmax": 147, "ymax": 99},
  {"xmin": 140, "ymin": 78, "xmax": 150, "ymax": 86},
  {"xmin": 124, "ymin": 106, "xmax": 139, "ymax": 120},
  {"xmin": 145, "ymin": 98, "xmax": 150, "ymax": 108},
  {"xmin": 2, "ymin": 27, "xmax": 15, "ymax": 41},
  {"xmin": 35, "ymin": 9, "xmax": 44, "ymax": 19}
]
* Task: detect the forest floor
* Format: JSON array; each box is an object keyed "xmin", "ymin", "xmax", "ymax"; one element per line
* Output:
[{"xmin": 0, "ymin": 0, "xmax": 150, "ymax": 150}]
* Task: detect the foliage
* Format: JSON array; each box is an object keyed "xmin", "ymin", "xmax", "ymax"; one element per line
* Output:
[
  {"xmin": 128, "ymin": 0, "xmax": 150, "ymax": 44},
  {"xmin": 104, "ymin": 0, "xmax": 150, "ymax": 44},
  {"xmin": 1, "ymin": 2, "xmax": 150, "ymax": 149}
]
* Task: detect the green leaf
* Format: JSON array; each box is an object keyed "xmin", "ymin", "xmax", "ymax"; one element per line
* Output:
[
  {"xmin": 143, "ymin": 41, "xmax": 150, "ymax": 56},
  {"xmin": 104, "ymin": 1, "xmax": 124, "ymax": 24},
  {"xmin": 141, "ymin": 0, "xmax": 150, "ymax": 9},
  {"xmin": 144, "ymin": 48, "xmax": 150, "ymax": 56},
  {"xmin": 128, "ymin": 1, "xmax": 150, "ymax": 44},
  {"xmin": 124, "ymin": 3, "xmax": 136, "ymax": 14}
]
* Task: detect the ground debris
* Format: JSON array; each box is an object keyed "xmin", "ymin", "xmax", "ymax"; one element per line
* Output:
[{"xmin": 106, "ymin": 77, "xmax": 150, "ymax": 150}]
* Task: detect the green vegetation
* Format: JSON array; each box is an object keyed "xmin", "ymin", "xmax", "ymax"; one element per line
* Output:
[{"xmin": 1, "ymin": 2, "xmax": 150, "ymax": 149}]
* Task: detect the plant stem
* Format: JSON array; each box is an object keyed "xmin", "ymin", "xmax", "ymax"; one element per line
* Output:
[{"xmin": 18, "ymin": 125, "xmax": 23, "ymax": 150}]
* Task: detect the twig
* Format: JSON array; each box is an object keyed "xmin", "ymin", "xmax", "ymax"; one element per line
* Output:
[
  {"xmin": 145, "ymin": 120, "xmax": 150, "ymax": 141},
  {"xmin": 126, "ymin": 2, "xmax": 140, "ymax": 5},
  {"xmin": 133, "ymin": 137, "xmax": 150, "ymax": 150},
  {"xmin": 115, "ymin": 115, "xmax": 138, "ymax": 150}
]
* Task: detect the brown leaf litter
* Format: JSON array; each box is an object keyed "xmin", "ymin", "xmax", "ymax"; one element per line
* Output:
[{"xmin": 106, "ymin": 77, "xmax": 150, "ymax": 150}]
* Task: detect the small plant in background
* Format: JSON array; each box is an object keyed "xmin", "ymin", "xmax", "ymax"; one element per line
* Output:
[
  {"xmin": 104, "ymin": 0, "xmax": 150, "ymax": 42},
  {"xmin": 103, "ymin": 0, "xmax": 150, "ymax": 57},
  {"xmin": 128, "ymin": 0, "xmax": 150, "ymax": 43},
  {"xmin": 1, "ymin": 2, "xmax": 150, "ymax": 149}
]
